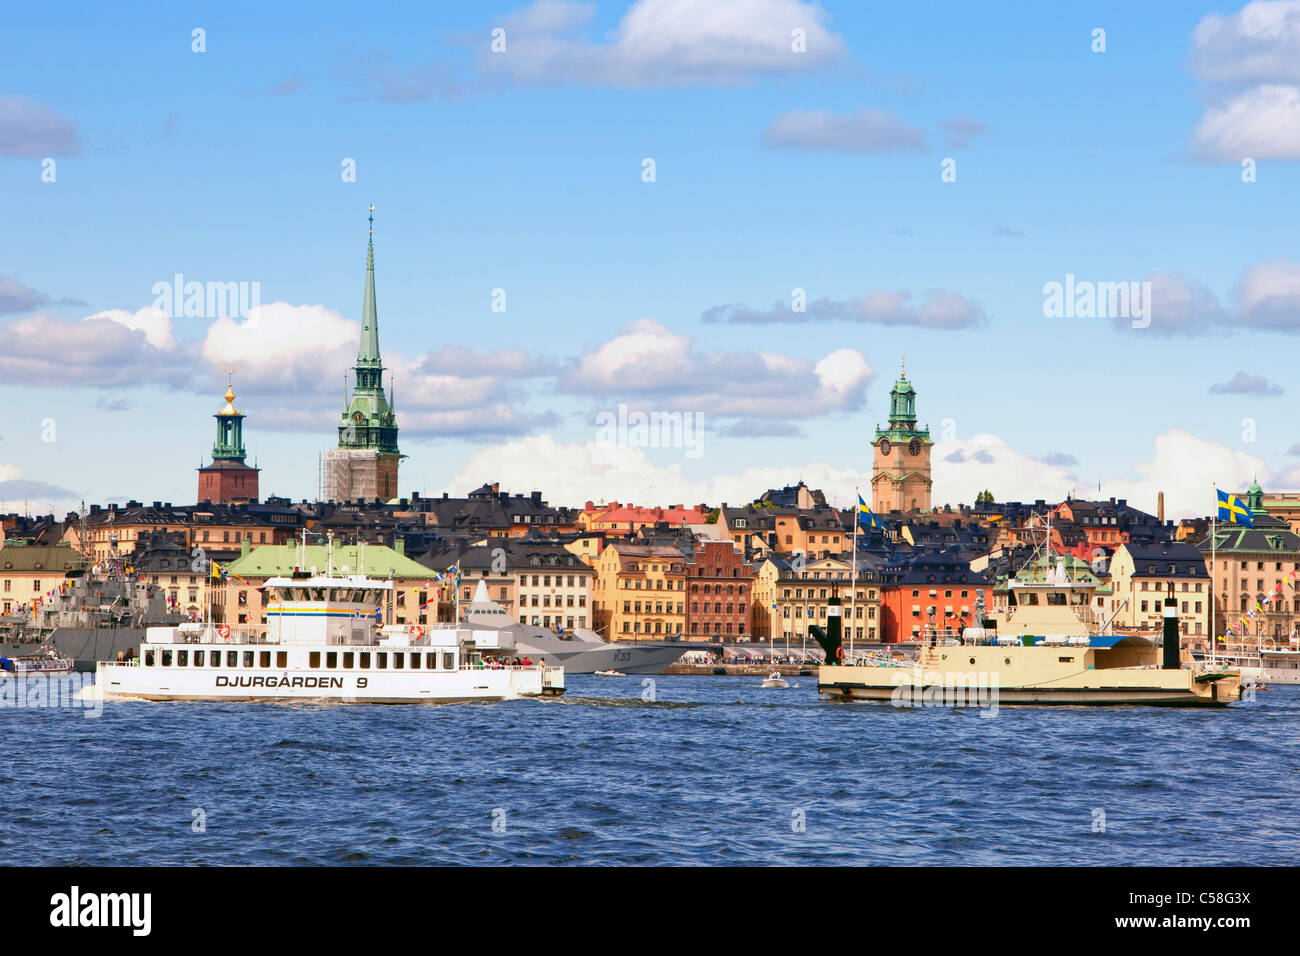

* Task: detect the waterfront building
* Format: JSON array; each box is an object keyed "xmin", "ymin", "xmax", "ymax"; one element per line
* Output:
[
  {"xmin": 683, "ymin": 539, "xmax": 754, "ymax": 640},
  {"xmin": 323, "ymin": 210, "xmax": 402, "ymax": 503},
  {"xmin": 1195, "ymin": 487, "xmax": 1300, "ymax": 641},
  {"xmin": 1107, "ymin": 541, "xmax": 1211, "ymax": 636},
  {"xmin": 196, "ymin": 372, "xmax": 259, "ymax": 504},
  {"xmin": 420, "ymin": 541, "xmax": 593, "ymax": 632},
  {"xmin": 871, "ymin": 362, "xmax": 933, "ymax": 515},
  {"xmin": 753, "ymin": 553, "xmax": 883, "ymax": 646},
  {"xmin": 878, "ymin": 549, "xmax": 990, "ymax": 643},
  {"xmin": 0, "ymin": 541, "xmax": 88, "ymax": 617},
  {"xmin": 591, "ymin": 542, "xmax": 687, "ymax": 640}
]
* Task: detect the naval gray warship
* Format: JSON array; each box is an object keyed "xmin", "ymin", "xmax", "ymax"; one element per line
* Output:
[
  {"xmin": 0, "ymin": 572, "xmax": 180, "ymax": 672},
  {"xmin": 460, "ymin": 581, "xmax": 707, "ymax": 674}
]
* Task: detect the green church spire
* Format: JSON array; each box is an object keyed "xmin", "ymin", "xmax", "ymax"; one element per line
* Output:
[
  {"xmin": 212, "ymin": 367, "xmax": 247, "ymax": 462},
  {"xmin": 338, "ymin": 206, "xmax": 400, "ymax": 456}
]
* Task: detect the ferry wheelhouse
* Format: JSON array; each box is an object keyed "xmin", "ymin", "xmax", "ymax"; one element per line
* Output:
[{"xmin": 95, "ymin": 573, "xmax": 564, "ymax": 703}]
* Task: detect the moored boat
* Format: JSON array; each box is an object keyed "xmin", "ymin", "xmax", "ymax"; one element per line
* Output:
[{"xmin": 0, "ymin": 645, "xmax": 75, "ymax": 677}]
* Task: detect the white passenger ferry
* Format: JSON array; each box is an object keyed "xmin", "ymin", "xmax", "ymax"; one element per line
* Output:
[{"xmin": 95, "ymin": 573, "xmax": 564, "ymax": 703}]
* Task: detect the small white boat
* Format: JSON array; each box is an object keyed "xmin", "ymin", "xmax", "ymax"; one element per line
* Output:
[
  {"xmin": 760, "ymin": 671, "xmax": 789, "ymax": 688},
  {"xmin": 594, "ymin": 669, "xmax": 626, "ymax": 677}
]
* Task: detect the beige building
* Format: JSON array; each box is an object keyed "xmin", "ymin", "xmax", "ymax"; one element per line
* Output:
[
  {"xmin": 592, "ymin": 543, "xmax": 687, "ymax": 640},
  {"xmin": 752, "ymin": 554, "xmax": 882, "ymax": 647},
  {"xmin": 0, "ymin": 541, "xmax": 88, "ymax": 616},
  {"xmin": 1106, "ymin": 542, "xmax": 1211, "ymax": 637}
]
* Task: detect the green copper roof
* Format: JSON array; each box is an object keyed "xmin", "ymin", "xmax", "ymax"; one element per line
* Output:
[
  {"xmin": 338, "ymin": 211, "xmax": 400, "ymax": 456},
  {"xmin": 224, "ymin": 543, "xmax": 430, "ymax": 579},
  {"xmin": 358, "ymin": 236, "xmax": 381, "ymax": 366}
]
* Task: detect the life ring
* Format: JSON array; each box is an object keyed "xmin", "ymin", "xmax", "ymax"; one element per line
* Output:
[
  {"xmin": 835, "ymin": 645, "xmax": 844, "ymax": 661},
  {"xmin": 217, "ymin": 624, "xmax": 230, "ymax": 639}
]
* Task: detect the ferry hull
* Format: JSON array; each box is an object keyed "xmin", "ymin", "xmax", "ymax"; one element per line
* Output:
[
  {"xmin": 818, "ymin": 655, "xmax": 1240, "ymax": 708},
  {"xmin": 96, "ymin": 662, "xmax": 565, "ymax": 704}
]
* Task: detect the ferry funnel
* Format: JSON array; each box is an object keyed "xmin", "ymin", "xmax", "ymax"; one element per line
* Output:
[
  {"xmin": 808, "ymin": 592, "xmax": 843, "ymax": 662},
  {"xmin": 1162, "ymin": 584, "xmax": 1180, "ymax": 669}
]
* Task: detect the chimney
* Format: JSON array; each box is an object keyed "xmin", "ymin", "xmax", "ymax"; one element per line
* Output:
[
  {"xmin": 1157, "ymin": 491, "xmax": 1165, "ymax": 524},
  {"xmin": 240, "ymin": 538, "xmax": 250, "ymax": 558},
  {"xmin": 395, "ymin": 539, "xmax": 405, "ymax": 555}
]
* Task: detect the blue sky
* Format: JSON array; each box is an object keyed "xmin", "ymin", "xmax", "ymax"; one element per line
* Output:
[{"xmin": 3, "ymin": 0, "xmax": 1299, "ymax": 518}]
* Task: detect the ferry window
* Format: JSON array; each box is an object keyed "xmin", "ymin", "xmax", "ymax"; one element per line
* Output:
[
  {"xmin": 259, "ymin": 651, "xmax": 271, "ymax": 668},
  {"xmin": 227, "ymin": 651, "xmax": 237, "ymax": 667},
  {"xmin": 162, "ymin": 650, "xmax": 172, "ymax": 666},
  {"xmin": 177, "ymin": 650, "xmax": 188, "ymax": 666},
  {"xmin": 276, "ymin": 652, "xmax": 287, "ymax": 668},
  {"xmin": 145, "ymin": 651, "xmax": 155, "ymax": 667},
  {"xmin": 426, "ymin": 653, "xmax": 438, "ymax": 670},
  {"xmin": 1047, "ymin": 592, "xmax": 1067, "ymax": 606},
  {"xmin": 1023, "ymin": 593, "xmax": 1039, "ymax": 605},
  {"xmin": 409, "ymin": 653, "xmax": 420, "ymax": 669},
  {"xmin": 326, "ymin": 652, "xmax": 337, "ymax": 668},
  {"xmin": 376, "ymin": 653, "xmax": 387, "ymax": 669},
  {"xmin": 310, "ymin": 652, "xmax": 321, "ymax": 668},
  {"xmin": 393, "ymin": 653, "xmax": 404, "ymax": 669},
  {"xmin": 205, "ymin": 651, "xmax": 217, "ymax": 666},
  {"xmin": 193, "ymin": 652, "xmax": 204, "ymax": 667},
  {"xmin": 243, "ymin": 651, "xmax": 254, "ymax": 667},
  {"xmin": 359, "ymin": 652, "xmax": 371, "ymax": 669},
  {"xmin": 343, "ymin": 652, "xmax": 354, "ymax": 669},
  {"xmin": 442, "ymin": 652, "xmax": 455, "ymax": 670}
]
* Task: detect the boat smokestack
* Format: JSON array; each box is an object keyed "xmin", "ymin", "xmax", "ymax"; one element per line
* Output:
[
  {"xmin": 1162, "ymin": 582, "xmax": 1180, "ymax": 669},
  {"xmin": 809, "ymin": 590, "xmax": 843, "ymax": 663}
]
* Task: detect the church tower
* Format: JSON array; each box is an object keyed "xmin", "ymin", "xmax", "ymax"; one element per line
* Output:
[
  {"xmin": 870, "ymin": 359, "xmax": 932, "ymax": 514},
  {"xmin": 323, "ymin": 206, "xmax": 403, "ymax": 502},
  {"xmin": 197, "ymin": 369, "xmax": 260, "ymax": 503}
]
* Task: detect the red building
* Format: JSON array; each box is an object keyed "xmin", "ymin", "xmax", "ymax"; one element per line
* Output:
[
  {"xmin": 196, "ymin": 378, "xmax": 259, "ymax": 504},
  {"xmin": 878, "ymin": 550, "xmax": 991, "ymax": 643},
  {"xmin": 685, "ymin": 540, "xmax": 755, "ymax": 640}
]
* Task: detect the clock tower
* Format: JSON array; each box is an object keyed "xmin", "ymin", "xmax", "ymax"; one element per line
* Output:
[{"xmin": 870, "ymin": 359, "xmax": 932, "ymax": 515}]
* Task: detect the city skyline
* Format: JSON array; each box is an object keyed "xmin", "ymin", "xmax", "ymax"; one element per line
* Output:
[{"xmin": 5, "ymin": 0, "xmax": 1300, "ymax": 518}]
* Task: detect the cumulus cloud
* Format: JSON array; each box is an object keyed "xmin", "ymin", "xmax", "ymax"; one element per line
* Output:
[
  {"xmin": 764, "ymin": 108, "xmax": 925, "ymax": 152},
  {"xmin": 85, "ymin": 306, "xmax": 176, "ymax": 351},
  {"xmin": 0, "ymin": 94, "xmax": 80, "ymax": 156},
  {"xmin": 702, "ymin": 289, "xmax": 986, "ymax": 329},
  {"xmin": 1208, "ymin": 371, "xmax": 1284, "ymax": 395},
  {"xmin": 1103, "ymin": 430, "xmax": 1268, "ymax": 519},
  {"xmin": 558, "ymin": 318, "xmax": 873, "ymax": 417},
  {"xmin": 0, "ymin": 275, "xmax": 84, "ymax": 314},
  {"xmin": 1188, "ymin": 2, "xmax": 1300, "ymax": 160},
  {"xmin": 480, "ymin": 0, "xmax": 847, "ymax": 88},
  {"xmin": 0, "ymin": 312, "xmax": 188, "ymax": 387},
  {"xmin": 1112, "ymin": 261, "xmax": 1300, "ymax": 335}
]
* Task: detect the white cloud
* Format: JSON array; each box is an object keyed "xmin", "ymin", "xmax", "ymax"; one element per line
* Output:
[
  {"xmin": 85, "ymin": 306, "xmax": 176, "ymax": 351},
  {"xmin": 1190, "ymin": 83, "xmax": 1300, "ymax": 160},
  {"xmin": 764, "ymin": 108, "xmax": 926, "ymax": 152},
  {"xmin": 559, "ymin": 318, "xmax": 874, "ymax": 416},
  {"xmin": 0, "ymin": 94, "xmax": 80, "ymax": 157},
  {"xmin": 703, "ymin": 289, "xmax": 987, "ymax": 328},
  {"xmin": 482, "ymin": 0, "xmax": 847, "ymax": 87},
  {"xmin": 1103, "ymin": 430, "xmax": 1268, "ymax": 520},
  {"xmin": 1188, "ymin": 3, "xmax": 1300, "ymax": 160}
]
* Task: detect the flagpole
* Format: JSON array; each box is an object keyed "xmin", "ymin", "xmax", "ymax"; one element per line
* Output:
[
  {"xmin": 849, "ymin": 489, "xmax": 860, "ymax": 661},
  {"xmin": 1211, "ymin": 483, "xmax": 1217, "ymax": 666}
]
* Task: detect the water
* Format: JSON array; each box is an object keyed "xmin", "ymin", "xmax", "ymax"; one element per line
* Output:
[{"xmin": 4, "ymin": 676, "xmax": 1297, "ymax": 865}]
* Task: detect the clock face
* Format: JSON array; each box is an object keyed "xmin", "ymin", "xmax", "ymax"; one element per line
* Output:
[
  {"xmin": 878, "ymin": 437, "xmax": 891, "ymax": 456},
  {"xmin": 909, "ymin": 438, "xmax": 922, "ymax": 456}
]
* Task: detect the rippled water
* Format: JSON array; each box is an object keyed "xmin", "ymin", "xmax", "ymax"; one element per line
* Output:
[{"xmin": 3, "ymin": 676, "xmax": 1297, "ymax": 865}]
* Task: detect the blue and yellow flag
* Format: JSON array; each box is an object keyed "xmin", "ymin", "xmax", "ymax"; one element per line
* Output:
[
  {"xmin": 1217, "ymin": 489, "xmax": 1255, "ymax": 527},
  {"xmin": 857, "ymin": 494, "xmax": 884, "ymax": 530}
]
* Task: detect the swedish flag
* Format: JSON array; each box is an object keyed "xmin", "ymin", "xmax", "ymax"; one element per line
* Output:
[
  {"xmin": 857, "ymin": 494, "xmax": 884, "ymax": 530},
  {"xmin": 1217, "ymin": 489, "xmax": 1255, "ymax": 527}
]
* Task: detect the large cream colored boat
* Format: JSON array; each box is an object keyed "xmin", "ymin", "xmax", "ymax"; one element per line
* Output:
[{"xmin": 814, "ymin": 556, "xmax": 1240, "ymax": 708}]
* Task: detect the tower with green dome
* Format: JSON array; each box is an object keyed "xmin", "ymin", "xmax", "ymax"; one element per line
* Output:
[
  {"xmin": 322, "ymin": 206, "xmax": 403, "ymax": 502},
  {"xmin": 870, "ymin": 358, "xmax": 933, "ymax": 514}
]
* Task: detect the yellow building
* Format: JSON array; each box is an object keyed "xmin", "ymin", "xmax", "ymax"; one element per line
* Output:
[
  {"xmin": 0, "ymin": 541, "xmax": 88, "ymax": 616},
  {"xmin": 1106, "ymin": 542, "xmax": 1211, "ymax": 637},
  {"xmin": 752, "ymin": 554, "xmax": 882, "ymax": 646},
  {"xmin": 592, "ymin": 543, "xmax": 686, "ymax": 640}
]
